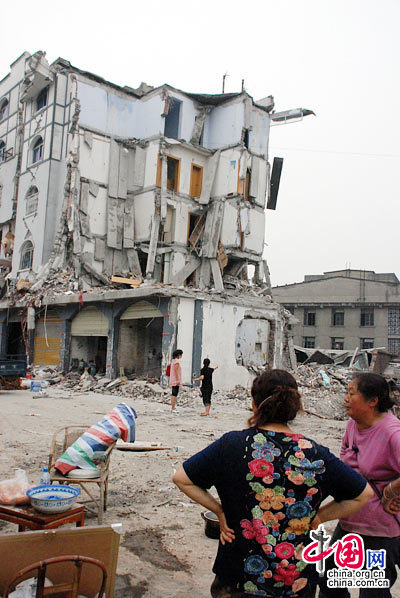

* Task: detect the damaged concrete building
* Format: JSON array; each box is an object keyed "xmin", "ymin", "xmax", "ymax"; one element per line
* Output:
[
  {"xmin": 273, "ymin": 269, "xmax": 400, "ymax": 355},
  {"xmin": 0, "ymin": 51, "xmax": 312, "ymax": 389}
]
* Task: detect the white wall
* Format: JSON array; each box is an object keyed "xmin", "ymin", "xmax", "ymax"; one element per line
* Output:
[
  {"xmin": 249, "ymin": 107, "xmax": 270, "ymax": 157},
  {"xmin": 243, "ymin": 209, "xmax": 265, "ymax": 254},
  {"xmin": 177, "ymin": 297, "xmax": 195, "ymax": 383},
  {"xmin": 133, "ymin": 191, "xmax": 155, "ymax": 241},
  {"xmin": 13, "ymin": 161, "xmax": 51, "ymax": 272},
  {"xmin": 212, "ymin": 148, "xmax": 241, "ymax": 196},
  {"xmin": 0, "ymin": 157, "xmax": 16, "ymax": 223},
  {"xmin": 79, "ymin": 133, "xmax": 110, "ymax": 185},
  {"xmin": 77, "ymin": 80, "xmax": 137, "ymax": 138},
  {"xmin": 220, "ymin": 201, "xmax": 239, "ymax": 248},
  {"xmin": 201, "ymin": 301, "xmax": 253, "ymax": 390},
  {"xmin": 88, "ymin": 187, "xmax": 108, "ymax": 236},
  {"xmin": 134, "ymin": 93, "xmax": 164, "ymax": 139},
  {"xmin": 203, "ymin": 100, "xmax": 244, "ymax": 150},
  {"xmin": 254, "ymin": 158, "xmax": 268, "ymax": 208}
]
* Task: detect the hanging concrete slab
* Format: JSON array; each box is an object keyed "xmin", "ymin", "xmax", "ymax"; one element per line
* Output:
[
  {"xmin": 199, "ymin": 150, "xmax": 220, "ymax": 205},
  {"xmin": 170, "ymin": 255, "xmax": 201, "ymax": 286},
  {"xmin": 107, "ymin": 197, "xmax": 124, "ymax": 249},
  {"xmin": 210, "ymin": 258, "xmax": 224, "ymax": 291}
]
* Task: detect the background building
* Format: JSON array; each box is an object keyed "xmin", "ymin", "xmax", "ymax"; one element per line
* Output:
[{"xmin": 273, "ymin": 269, "xmax": 400, "ymax": 355}]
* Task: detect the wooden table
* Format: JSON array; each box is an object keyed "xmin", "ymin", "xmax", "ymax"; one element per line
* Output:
[{"xmin": 0, "ymin": 504, "xmax": 85, "ymax": 532}]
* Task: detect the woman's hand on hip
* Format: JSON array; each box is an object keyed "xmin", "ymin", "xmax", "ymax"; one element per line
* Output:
[
  {"xmin": 218, "ymin": 511, "xmax": 235, "ymax": 545},
  {"xmin": 382, "ymin": 494, "xmax": 400, "ymax": 514}
]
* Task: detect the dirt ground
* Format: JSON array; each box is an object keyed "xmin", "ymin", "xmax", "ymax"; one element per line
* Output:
[{"xmin": 0, "ymin": 387, "xmax": 399, "ymax": 598}]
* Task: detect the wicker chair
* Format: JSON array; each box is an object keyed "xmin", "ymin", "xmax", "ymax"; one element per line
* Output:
[
  {"xmin": 48, "ymin": 426, "xmax": 115, "ymax": 524},
  {"xmin": 3, "ymin": 554, "xmax": 107, "ymax": 597}
]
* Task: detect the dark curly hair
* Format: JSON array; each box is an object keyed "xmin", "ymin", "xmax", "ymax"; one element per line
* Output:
[
  {"xmin": 352, "ymin": 373, "xmax": 393, "ymax": 412},
  {"xmin": 248, "ymin": 369, "xmax": 302, "ymax": 427}
]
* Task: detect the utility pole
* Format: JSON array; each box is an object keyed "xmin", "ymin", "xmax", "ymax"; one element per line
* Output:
[{"xmin": 222, "ymin": 72, "xmax": 228, "ymax": 93}]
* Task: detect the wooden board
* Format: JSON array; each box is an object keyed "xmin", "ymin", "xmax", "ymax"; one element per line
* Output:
[
  {"xmin": 116, "ymin": 440, "xmax": 170, "ymax": 451},
  {"xmin": 0, "ymin": 526, "xmax": 120, "ymax": 597},
  {"xmin": 110, "ymin": 276, "xmax": 142, "ymax": 287}
]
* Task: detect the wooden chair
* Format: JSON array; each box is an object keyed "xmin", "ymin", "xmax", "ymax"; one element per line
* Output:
[
  {"xmin": 3, "ymin": 554, "xmax": 107, "ymax": 597},
  {"xmin": 49, "ymin": 426, "xmax": 116, "ymax": 524}
]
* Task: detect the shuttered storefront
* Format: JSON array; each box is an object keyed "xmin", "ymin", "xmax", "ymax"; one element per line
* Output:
[
  {"xmin": 33, "ymin": 311, "xmax": 63, "ymax": 365},
  {"xmin": 71, "ymin": 306, "xmax": 109, "ymax": 336},
  {"xmin": 120, "ymin": 301, "xmax": 162, "ymax": 320}
]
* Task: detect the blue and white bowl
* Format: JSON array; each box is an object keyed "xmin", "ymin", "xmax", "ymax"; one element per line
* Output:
[{"xmin": 27, "ymin": 484, "xmax": 80, "ymax": 514}]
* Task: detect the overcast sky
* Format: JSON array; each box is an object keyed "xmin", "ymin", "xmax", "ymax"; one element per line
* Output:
[{"xmin": 1, "ymin": 0, "xmax": 399, "ymax": 286}]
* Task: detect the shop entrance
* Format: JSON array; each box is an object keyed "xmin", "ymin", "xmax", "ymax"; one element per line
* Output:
[
  {"xmin": 118, "ymin": 301, "xmax": 163, "ymax": 378},
  {"xmin": 70, "ymin": 307, "xmax": 109, "ymax": 374},
  {"xmin": 7, "ymin": 322, "xmax": 25, "ymax": 357}
]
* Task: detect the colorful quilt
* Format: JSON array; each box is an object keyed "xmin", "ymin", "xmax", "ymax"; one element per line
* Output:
[{"xmin": 55, "ymin": 402, "xmax": 137, "ymax": 475}]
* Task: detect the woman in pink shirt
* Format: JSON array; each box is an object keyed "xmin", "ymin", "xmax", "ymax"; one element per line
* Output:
[
  {"xmin": 169, "ymin": 349, "xmax": 183, "ymax": 412},
  {"xmin": 319, "ymin": 373, "xmax": 400, "ymax": 597}
]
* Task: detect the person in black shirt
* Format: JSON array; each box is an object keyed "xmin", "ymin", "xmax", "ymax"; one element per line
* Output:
[
  {"xmin": 173, "ymin": 369, "xmax": 373, "ymax": 598},
  {"xmin": 193, "ymin": 358, "xmax": 218, "ymax": 416}
]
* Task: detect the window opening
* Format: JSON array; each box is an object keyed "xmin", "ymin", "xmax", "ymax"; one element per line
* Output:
[
  {"xmin": 188, "ymin": 212, "xmax": 206, "ymax": 255},
  {"xmin": 331, "ymin": 338, "xmax": 344, "ymax": 350},
  {"xmin": 20, "ymin": 241, "xmax": 33, "ymax": 270},
  {"xmin": 360, "ymin": 308, "xmax": 374, "ymax": 327},
  {"xmin": 0, "ymin": 141, "xmax": 5, "ymax": 163},
  {"xmin": 361, "ymin": 338, "xmax": 374, "ymax": 349},
  {"xmin": 167, "ymin": 156, "xmax": 179, "ymax": 191},
  {"xmin": 303, "ymin": 336, "xmax": 315, "ymax": 349},
  {"xmin": 190, "ymin": 164, "xmax": 203, "ymax": 198},
  {"xmin": 164, "ymin": 98, "xmax": 182, "ymax": 139},
  {"xmin": 243, "ymin": 128, "xmax": 249, "ymax": 149},
  {"xmin": 36, "ymin": 87, "xmax": 48, "ymax": 112},
  {"xmin": 332, "ymin": 309, "xmax": 344, "ymax": 326},
  {"xmin": 244, "ymin": 168, "xmax": 251, "ymax": 201},
  {"xmin": 388, "ymin": 338, "xmax": 400, "ymax": 355},
  {"xmin": 255, "ymin": 342, "xmax": 262, "ymax": 352},
  {"xmin": 0, "ymin": 100, "xmax": 8, "ymax": 121},
  {"xmin": 32, "ymin": 137, "xmax": 43, "ymax": 164},
  {"xmin": 26, "ymin": 186, "xmax": 39, "ymax": 215},
  {"xmin": 303, "ymin": 309, "xmax": 316, "ymax": 326},
  {"xmin": 388, "ymin": 308, "xmax": 400, "ymax": 335}
]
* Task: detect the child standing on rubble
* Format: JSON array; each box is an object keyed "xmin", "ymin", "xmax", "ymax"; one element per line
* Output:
[
  {"xmin": 170, "ymin": 349, "xmax": 183, "ymax": 413},
  {"xmin": 193, "ymin": 358, "xmax": 218, "ymax": 416}
]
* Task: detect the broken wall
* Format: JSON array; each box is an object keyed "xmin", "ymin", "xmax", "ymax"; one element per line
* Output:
[
  {"xmin": 235, "ymin": 317, "xmax": 269, "ymax": 366},
  {"xmin": 201, "ymin": 301, "xmax": 263, "ymax": 390}
]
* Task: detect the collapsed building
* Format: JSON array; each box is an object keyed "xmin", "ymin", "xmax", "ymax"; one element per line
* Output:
[{"xmin": 0, "ymin": 51, "xmax": 313, "ymax": 389}]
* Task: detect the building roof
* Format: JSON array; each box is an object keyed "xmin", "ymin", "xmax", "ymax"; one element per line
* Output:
[{"xmin": 185, "ymin": 92, "xmax": 242, "ymax": 106}]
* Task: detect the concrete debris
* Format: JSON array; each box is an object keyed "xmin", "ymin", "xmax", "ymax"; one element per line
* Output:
[
  {"xmin": 28, "ymin": 358, "xmax": 400, "ymax": 423},
  {"xmin": 293, "ymin": 363, "xmax": 351, "ymax": 420}
]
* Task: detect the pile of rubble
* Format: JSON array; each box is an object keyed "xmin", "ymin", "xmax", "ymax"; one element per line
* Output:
[
  {"xmin": 292, "ymin": 363, "xmax": 349, "ymax": 420},
  {"xmin": 29, "ymin": 363, "xmax": 347, "ymax": 420},
  {"xmin": 30, "ymin": 365, "xmax": 251, "ymax": 408}
]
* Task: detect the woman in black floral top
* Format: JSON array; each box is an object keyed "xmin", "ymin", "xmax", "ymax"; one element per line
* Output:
[{"xmin": 173, "ymin": 369, "xmax": 372, "ymax": 598}]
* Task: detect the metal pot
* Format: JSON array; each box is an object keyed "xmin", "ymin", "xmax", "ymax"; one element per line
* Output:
[{"xmin": 201, "ymin": 510, "xmax": 220, "ymax": 539}]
